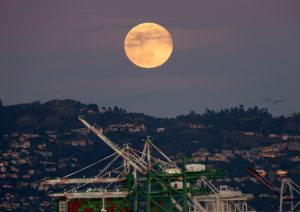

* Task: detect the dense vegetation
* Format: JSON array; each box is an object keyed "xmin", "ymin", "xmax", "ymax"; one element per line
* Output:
[{"xmin": 1, "ymin": 99, "xmax": 300, "ymax": 136}]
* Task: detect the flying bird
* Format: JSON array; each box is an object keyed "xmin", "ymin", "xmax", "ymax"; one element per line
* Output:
[{"xmin": 266, "ymin": 99, "xmax": 284, "ymax": 106}]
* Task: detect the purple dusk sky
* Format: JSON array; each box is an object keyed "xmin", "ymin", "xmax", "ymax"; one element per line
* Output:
[{"xmin": 1, "ymin": 0, "xmax": 300, "ymax": 117}]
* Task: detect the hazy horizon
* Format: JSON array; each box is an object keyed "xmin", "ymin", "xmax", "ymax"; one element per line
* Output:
[
  {"xmin": 0, "ymin": 98, "xmax": 295, "ymax": 118},
  {"xmin": 1, "ymin": 0, "xmax": 300, "ymax": 117}
]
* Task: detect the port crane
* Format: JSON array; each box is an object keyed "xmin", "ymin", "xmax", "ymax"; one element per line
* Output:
[
  {"xmin": 78, "ymin": 116, "xmax": 187, "ymax": 212},
  {"xmin": 43, "ymin": 116, "xmax": 255, "ymax": 212},
  {"xmin": 247, "ymin": 167, "xmax": 300, "ymax": 212}
]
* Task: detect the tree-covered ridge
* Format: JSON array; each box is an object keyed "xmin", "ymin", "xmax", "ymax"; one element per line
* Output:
[
  {"xmin": 0, "ymin": 100, "xmax": 300, "ymax": 136},
  {"xmin": 178, "ymin": 105, "xmax": 300, "ymax": 134}
]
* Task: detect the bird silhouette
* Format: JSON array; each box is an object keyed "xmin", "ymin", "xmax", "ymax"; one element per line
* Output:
[{"xmin": 266, "ymin": 99, "xmax": 284, "ymax": 106}]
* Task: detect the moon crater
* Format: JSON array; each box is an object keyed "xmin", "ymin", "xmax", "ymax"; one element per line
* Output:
[{"xmin": 124, "ymin": 22, "xmax": 173, "ymax": 69}]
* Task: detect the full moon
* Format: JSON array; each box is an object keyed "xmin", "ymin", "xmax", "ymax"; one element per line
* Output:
[{"xmin": 124, "ymin": 22, "xmax": 173, "ymax": 69}]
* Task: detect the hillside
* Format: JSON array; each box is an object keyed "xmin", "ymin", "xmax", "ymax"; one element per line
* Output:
[
  {"xmin": 1, "ymin": 99, "xmax": 300, "ymax": 145},
  {"xmin": 0, "ymin": 99, "xmax": 300, "ymax": 211}
]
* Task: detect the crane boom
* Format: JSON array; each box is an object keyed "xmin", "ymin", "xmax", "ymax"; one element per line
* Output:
[
  {"xmin": 43, "ymin": 177, "xmax": 126, "ymax": 185},
  {"xmin": 78, "ymin": 116, "xmax": 147, "ymax": 174},
  {"xmin": 246, "ymin": 167, "xmax": 280, "ymax": 195},
  {"xmin": 50, "ymin": 191, "xmax": 129, "ymax": 199}
]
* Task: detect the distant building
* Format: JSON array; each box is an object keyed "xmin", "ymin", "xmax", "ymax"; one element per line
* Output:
[{"xmin": 156, "ymin": 128, "xmax": 166, "ymax": 133}]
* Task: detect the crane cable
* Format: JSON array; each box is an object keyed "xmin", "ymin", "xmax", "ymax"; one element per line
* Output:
[
  {"xmin": 95, "ymin": 154, "xmax": 120, "ymax": 178},
  {"xmin": 104, "ymin": 169, "xmax": 127, "ymax": 190},
  {"xmin": 130, "ymin": 147, "xmax": 176, "ymax": 169},
  {"xmin": 65, "ymin": 156, "xmax": 124, "ymax": 193},
  {"xmin": 65, "ymin": 164, "xmax": 126, "ymax": 194},
  {"xmin": 62, "ymin": 152, "xmax": 118, "ymax": 179}
]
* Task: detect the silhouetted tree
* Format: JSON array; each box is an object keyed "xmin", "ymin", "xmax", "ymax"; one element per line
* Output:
[
  {"xmin": 189, "ymin": 110, "xmax": 196, "ymax": 115},
  {"xmin": 113, "ymin": 106, "xmax": 119, "ymax": 113}
]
